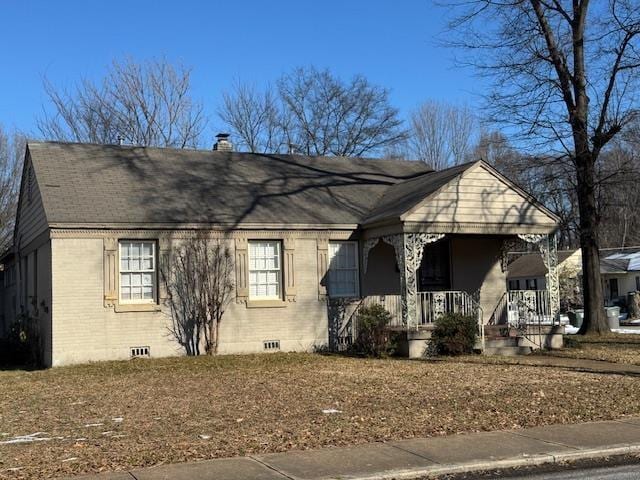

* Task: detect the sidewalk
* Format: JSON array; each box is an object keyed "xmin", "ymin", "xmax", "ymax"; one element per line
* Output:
[{"xmin": 64, "ymin": 417, "xmax": 640, "ymax": 480}]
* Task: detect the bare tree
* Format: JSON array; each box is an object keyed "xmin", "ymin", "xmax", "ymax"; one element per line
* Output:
[
  {"xmin": 0, "ymin": 127, "xmax": 25, "ymax": 252},
  {"xmin": 218, "ymin": 67, "xmax": 407, "ymax": 157},
  {"xmin": 407, "ymin": 100, "xmax": 476, "ymax": 169},
  {"xmin": 39, "ymin": 58, "xmax": 207, "ymax": 148},
  {"xmin": 218, "ymin": 82, "xmax": 288, "ymax": 153},
  {"xmin": 162, "ymin": 237, "xmax": 234, "ymax": 355},
  {"xmin": 447, "ymin": 0, "xmax": 640, "ymax": 334}
]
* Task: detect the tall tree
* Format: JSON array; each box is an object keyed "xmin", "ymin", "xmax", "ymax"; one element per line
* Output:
[
  {"xmin": 218, "ymin": 67, "xmax": 406, "ymax": 157},
  {"xmin": 448, "ymin": 0, "xmax": 640, "ymax": 334},
  {"xmin": 39, "ymin": 58, "xmax": 206, "ymax": 148},
  {"xmin": 0, "ymin": 126, "xmax": 25, "ymax": 252},
  {"xmin": 407, "ymin": 100, "xmax": 476, "ymax": 169}
]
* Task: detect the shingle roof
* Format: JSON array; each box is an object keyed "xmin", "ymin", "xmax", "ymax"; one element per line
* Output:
[
  {"xmin": 362, "ymin": 162, "xmax": 476, "ymax": 225},
  {"xmin": 28, "ymin": 141, "xmax": 441, "ymax": 228}
]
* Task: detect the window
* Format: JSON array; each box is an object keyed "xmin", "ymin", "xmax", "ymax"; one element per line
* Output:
[
  {"xmin": 526, "ymin": 278, "xmax": 538, "ymax": 290},
  {"xmin": 249, "ymin": 241, "xmax": 282, "ymax": 299},
  {"xmin": 508, "ymin": 279, "xmax": 520, "ymax": 290},
  {"xmin": 609, "ymin": 278, "xmax": 619, "ymax": 299},
  {"xmin": 636, "ymin": 276, "xmax": 640, "ymax": 291},
  {"xmin": 328, "ymin": 241, "xmax": 359, "ymax": 297},
  {"xmin": 119, "ymin": 241, "xmax": 156, "ymax": 303}
]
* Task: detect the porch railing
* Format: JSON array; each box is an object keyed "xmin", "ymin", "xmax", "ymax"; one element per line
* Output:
[
  {"xmin": 490, "ymin": 289, "xmax": 556, "ymax": 327},
  {"xmin": 417, "ymin": 291, "xmax": 477, "ymax": 325},
  {"xmin": 336, "ymin": 291, "xmax": 484, "ymax": 351}
]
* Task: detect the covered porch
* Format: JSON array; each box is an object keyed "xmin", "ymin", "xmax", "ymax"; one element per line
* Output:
[{"xmin": 329, "ymin": 160, "xmax": 563, "ymax": 355}]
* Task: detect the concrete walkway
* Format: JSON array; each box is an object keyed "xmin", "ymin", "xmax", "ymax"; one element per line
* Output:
[{"xmin": 64, "ymin": 417, "xmax": 640, "ymax": 480}]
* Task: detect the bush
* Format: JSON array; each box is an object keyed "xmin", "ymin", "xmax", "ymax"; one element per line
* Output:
[
  {"xmin": 352, "ymin": 304, "xmax": 394, "ymax": 357},
  {"xmin": 429, "ymin": 313, "xmax": 477, "ymax": 356},
  {"xmin": 0, "ymin": 313, "xmax": 43, "ymax": 368}
]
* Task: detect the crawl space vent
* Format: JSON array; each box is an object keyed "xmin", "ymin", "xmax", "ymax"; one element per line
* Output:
[
  {"xmin": 263, "ymin": 340, "xmax": 280, "ymax": 351},
  {"xmin": 130, "ymin": 346, "xmax": 150, "ymax": 358}
]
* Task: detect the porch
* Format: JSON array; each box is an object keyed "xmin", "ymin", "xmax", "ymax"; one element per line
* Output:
[{"xmin": 330, "ymin": 232, "xmax": 562, "ymax": 355}]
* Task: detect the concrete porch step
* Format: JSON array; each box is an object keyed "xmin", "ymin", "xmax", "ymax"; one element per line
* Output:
[
  {"xmin": 484, "ymin": 345, "xmax": 533, "ymax": 356},
  {"xmin": 484, "ymin": 337, "xmax": 519, "ymax": 348}
]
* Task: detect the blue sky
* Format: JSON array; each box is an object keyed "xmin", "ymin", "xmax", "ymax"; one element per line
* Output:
[{"xmin": 0, "ymin": 0, "xmax": 484, "ymax": 138}]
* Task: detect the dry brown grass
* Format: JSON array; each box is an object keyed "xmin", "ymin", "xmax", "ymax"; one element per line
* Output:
[
  {"xmin": 541, "ymin": 334, "xmax": 640, "ymax": 365},
  {"xmin": 2, "ymin": 353, "xmax": 640, "ymax": 479}
]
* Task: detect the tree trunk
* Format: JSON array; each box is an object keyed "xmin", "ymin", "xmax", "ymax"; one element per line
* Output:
[{"xmin": 575, "ymin": 153, "xmax": 609, "ymax": 334}]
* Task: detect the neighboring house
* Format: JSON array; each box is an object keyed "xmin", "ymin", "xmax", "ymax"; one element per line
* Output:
[
  {"xmin": 507, "ymin": 249, "xmax": 582, "ymax": 291},
  {"xmin": 600, "ymin": 250, "xmax": 640, "ymax": 304},
  {"xmin": 0, "ymin": 140, "xmax": 560, "ymax": 366}
]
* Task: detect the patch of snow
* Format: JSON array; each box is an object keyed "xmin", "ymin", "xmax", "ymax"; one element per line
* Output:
[
  {"xmin": 322, "ymin": 409, "xmax": 343, "ymax": 414},
  {"xmin": 564, "ymin": 325, "xmax": 579, "ymax": 335},
  {"xmin": 84, "ymin": 423, "xmax": 104, "ymax": 428},
  {"xmin": 111, "ymin": 434, "xmax": 126, "ymax": 439},
  {"xmin": 612, "ymin": 328, "xmax": 640, "ymax": 334},
  {"xmin": 111, "ymin": 417, "xmax": 124, "ymax": 423},
  {"xmin": 75, "ymin": 438, "xmax": 87, "ymax": 441},
  {"xmin": 198, "ymin": 434, "xmax": 211, "ymax": 440},
  {"xmin": 70, "ymin": 401, "xmax": 86, "ymax": 406},
  {"xmin": 61, "ymin": 457, "xmax": 78, "ymax": 463},
  {"xmin": 101, "ymin": 431, "xmax": 114, "ymax": 436},
  {"xmin": 0, "ymin": 432, "xmax": 51, "ymax": 444}
]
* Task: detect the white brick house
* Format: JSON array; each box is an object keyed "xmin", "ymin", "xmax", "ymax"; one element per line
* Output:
[{"xmin": 0, "ymin": 140, "xmax": 560, "ymax": 366}]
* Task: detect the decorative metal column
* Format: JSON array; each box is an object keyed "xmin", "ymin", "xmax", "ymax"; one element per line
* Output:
[
  {"xmin": 517, "ymin": 233, "xmax": 560, "ymax": 321},
  {"xmin": 380, "ymin": 233, "xmax": 445, "ymax": 328}
]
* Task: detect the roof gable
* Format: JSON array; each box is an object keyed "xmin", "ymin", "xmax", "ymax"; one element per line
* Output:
[{"xmin": 401, "ymin": 161, "xmax": 558, "ymax": 232}]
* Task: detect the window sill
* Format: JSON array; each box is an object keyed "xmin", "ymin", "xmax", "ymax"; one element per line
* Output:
[
  {"xmin": 114, "ymin": 303, "xmax": 162, "ymax": 313},
  {"xmin": 246, "ymin": 300, "xmax": 288, "ymax": 309}
]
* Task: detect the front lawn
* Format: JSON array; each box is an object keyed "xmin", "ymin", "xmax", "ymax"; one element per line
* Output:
[
  {"xmin": 540, "ymin": 334, "xmax": 640, "ymax": 365},
  {"xmin": 2, "ymin": 353, "xmax": 640, "ymax": 479}
]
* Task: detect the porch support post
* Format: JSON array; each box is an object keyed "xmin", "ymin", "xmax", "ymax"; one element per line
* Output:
[
  {"xmin": 517, "ymin": 233, "xmax": 560, "ymax": 321},
  {"xmin": 381, "ymin": 233, "xmax": 445, "ymax": 328}
]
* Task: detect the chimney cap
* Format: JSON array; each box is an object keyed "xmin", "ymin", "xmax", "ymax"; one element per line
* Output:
[
  {"xmin": 216, "ymin": 133, "xmax": 230, "ymax": 139},
  {"xmin": 213, "ymin": 132, "xmax": 233, "ymax": 152}
]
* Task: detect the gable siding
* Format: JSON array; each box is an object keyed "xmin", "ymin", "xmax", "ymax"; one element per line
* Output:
[
  {"xmin": 16, "ymin": 157, "xmax": 49, "ymax": 250},
  {"xmin": 404, "ymin": 166, "xmax": 556, "ymax": 227}
]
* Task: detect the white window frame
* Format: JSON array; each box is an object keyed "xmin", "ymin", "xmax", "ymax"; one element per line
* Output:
[
  {"xmin": 248, "ymin": 240, "xmax": 283, "ymax": 301},
  {"xmin": 119, "ymin": 240, "xmax": 157, "ymax": 305},
  {"xmin": 327, "ymin": 241, "xmax": 360, "ymax": 298}
]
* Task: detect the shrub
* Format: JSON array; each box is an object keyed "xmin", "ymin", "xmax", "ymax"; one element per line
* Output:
[
  {"xmin": 429, "ymin": 313, "xmax": 477, "ymax": 356},
  {"xmin": 0, "ymin": 312, "xmax": 43, "ymax": 368},
  {"xmin": 352, "ymin": 304, "xmax": 394, "ymax": 357}
]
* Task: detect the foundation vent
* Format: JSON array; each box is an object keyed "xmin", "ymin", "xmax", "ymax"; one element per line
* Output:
[
  {"xmin": 263, "ymin": 340, "xmax": 280, "ymax": 351},
  {"xmin": 130, "ymin": 346, "xmax": 150, "ymax": 358}
]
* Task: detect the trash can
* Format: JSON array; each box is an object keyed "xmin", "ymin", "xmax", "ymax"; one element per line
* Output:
[
  {"xmin": 606, "ymin": 306, "xmax": 620, "ymax": 329},
  {"xmin": 569, "ymin": 309, "xmax": 584, "ymax": 328}
]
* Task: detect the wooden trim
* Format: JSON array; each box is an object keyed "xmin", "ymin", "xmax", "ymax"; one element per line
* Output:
[
  {"xmin": 246, "ymin": 299, "xmax": 288, "ymax": 309},
  {"xmin": 234, "ymin": 238, "xmax": 249, "ymax": 304},
  {"xmin": 316, "ymin": 236, "xmax": 329, "ymax": 300},
  {"xmin": 283, "ymin": 236, "xmax": 296, "ymax": 302}
]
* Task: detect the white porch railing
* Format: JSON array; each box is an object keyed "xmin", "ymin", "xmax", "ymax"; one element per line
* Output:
[
  {"xmin": 416, "ymin": 291, "xmax": 477, "ymax": 325},
  {"xmin": 333, "ymin": 290, "xmax": 484, "ymax": 351},
  {"xmin": 490, "ymin": 290, "xmax": 556, "ymax": 326}
]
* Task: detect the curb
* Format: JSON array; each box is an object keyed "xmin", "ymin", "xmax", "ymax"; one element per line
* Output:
[{"xmin": 332, "ymin": 444, "xmax": 640, "ymax": 480}]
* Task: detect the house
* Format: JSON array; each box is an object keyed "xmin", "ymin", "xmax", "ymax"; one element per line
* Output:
[
  {"xmin": 506, "ymin": 247, "xmax": 640, "ymax": 306},
  {"xmin": 600, "ymin": 249, "xmax": 640, "ymax": 304},
  {"xmin": 0, "ymin": 139, "xmax": 561, "ymax": 366},
  {"xmin": 507, "ymin": 249, "xmax": 582, "ymax": 291}
]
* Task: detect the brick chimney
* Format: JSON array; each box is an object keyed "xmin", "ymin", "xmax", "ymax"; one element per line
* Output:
[{"xmin": 213, "ymin": 133, "xmax": 233, "ymax": 152}]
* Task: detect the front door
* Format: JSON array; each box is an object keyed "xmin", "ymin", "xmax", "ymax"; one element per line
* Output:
[{"xmin": 417, "ymin": 239, "xmax": 451, "ymax": 291}]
